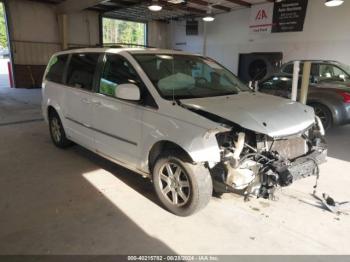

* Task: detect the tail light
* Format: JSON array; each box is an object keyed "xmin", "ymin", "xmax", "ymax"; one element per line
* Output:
[{"xmin": 338, "ymin": 91, "xmax": 350, "ymax": 103}]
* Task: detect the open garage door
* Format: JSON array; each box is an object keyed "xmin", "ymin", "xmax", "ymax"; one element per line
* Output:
[
  {"xmin": 102, "ymin": 17, "xmax": 147, "ymax": 46},
  {"xmin": 0, "ymin": 1, "xmax": 13, "ymax": 89}
]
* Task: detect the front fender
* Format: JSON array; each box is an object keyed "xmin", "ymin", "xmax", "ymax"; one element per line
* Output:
[{"xmin": 139, "ymin": 114, "xmax": 225, "ymax": 172}]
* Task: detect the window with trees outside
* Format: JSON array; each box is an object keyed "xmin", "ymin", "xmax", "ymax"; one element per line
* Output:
[
  {"xmin": 0, "ymin": 4, "xmax": 7, "ymax": 49},
  {"xmin": 102, "ymin": 18, "xmax": 146, "ymax": 46}
]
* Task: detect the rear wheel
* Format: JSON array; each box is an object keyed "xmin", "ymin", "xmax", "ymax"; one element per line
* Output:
[
  {"xmin": 311, "ymin": 103, "xmax": 333, "ymax": 130},
  {"xmin": 152, "ymin": 153, "xmax": 212, "ymax": 216},
  {"xmin": 49, "ymin": 110, "xmax": 73, "ymax": 148}
]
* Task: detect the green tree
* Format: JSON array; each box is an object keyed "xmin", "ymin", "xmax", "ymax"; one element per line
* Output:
[{"xmin": 0, "ymin": 3, "xmax": 8, "ymax": 48}]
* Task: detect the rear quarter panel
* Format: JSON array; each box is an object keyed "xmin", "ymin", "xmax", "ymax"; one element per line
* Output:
[
  {"xmin": 42, "ymin": 80, "xmax": 67, "ymax": 125},
  {"xmin": 308, "ymin": 88, "xmax": 349, "ymax": 125}
]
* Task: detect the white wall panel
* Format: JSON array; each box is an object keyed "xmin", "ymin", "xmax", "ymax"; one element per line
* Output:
[
  {"xmin": 148, "ymin": 21, "xmax": 170, "ymax": 49},
  {"xmin": 7, "ymin": 0, "xmax": 100, "ymax": 65},
  {"xmin": 68, "ymin": 11, "xmax": 100, "ymax": 46},
  {"xmin": 12, "ymin": 41, "xmax": 61, "ymax": 65}
]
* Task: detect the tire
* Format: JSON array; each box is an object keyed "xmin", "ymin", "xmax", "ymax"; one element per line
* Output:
[
  {"xmin": 311, "ymin": 103, "xmax": 333, "ymax": 130},
  {"xmin": 49, "ymin": 110, "xmax": 73, "ymax": 148},
  {"xmin": 152, "ymin": 152, "xmax": 213, "ymax": 216}
]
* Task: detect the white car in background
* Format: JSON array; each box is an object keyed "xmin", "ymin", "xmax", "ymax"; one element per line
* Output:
[
  {"xmin": 0, "ymin": 47, "xmax": 10, "ymax": 58},
  {"xmin": 42, "ymin": 47, "xmax": 327, "ymax": 216}
]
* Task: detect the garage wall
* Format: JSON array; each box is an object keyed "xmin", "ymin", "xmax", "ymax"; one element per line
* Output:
[
  {"xmin": 169, "ymin": 0, "xmax": 350, "ymax": 74},
  {"xmin": 148, "ymin": 21, "xmax": 170, "ymax": 48},
  {"xmin": 6, "ymin": 0, "xmax": 100, "ymax": 88}
]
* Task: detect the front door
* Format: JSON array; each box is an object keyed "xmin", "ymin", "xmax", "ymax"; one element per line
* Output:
[{"xmin": 91, "ymin": 54, "xmax": 143, "ymax": 167}]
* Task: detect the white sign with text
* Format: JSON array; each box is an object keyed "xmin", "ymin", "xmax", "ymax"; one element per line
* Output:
[{"xmin": 249, "ymin": 3, "xmax": 274, "ymax": 34}]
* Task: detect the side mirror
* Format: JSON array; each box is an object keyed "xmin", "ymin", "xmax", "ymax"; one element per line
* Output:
[{"xmin": 115, "ymin": 83, "xmax": 140, "ymax": 101}]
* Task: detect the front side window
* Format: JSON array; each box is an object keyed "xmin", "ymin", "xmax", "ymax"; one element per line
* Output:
[
  {"xmin": 66, "ymin": 53, "xmax": 100, "ymax": 91},
  {"xmin": 46, "ymin": 54, "xmax": 69, "ymax": 84},
  {"xmin": 134, "ymin": 54, "xmax": 250, "ymax": 100},
  {"xmin": 99, "ymin": 55, "xmax": 139, "ymax": 97}
]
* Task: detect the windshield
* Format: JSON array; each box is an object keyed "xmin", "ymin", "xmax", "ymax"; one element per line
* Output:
[
  {"xmin": 133, "ymin": 54, "xmax": 250, "ymax": 100},
  {"xmin": 339, "ymin": 63, "xmax": 350, "ymax": 75}
]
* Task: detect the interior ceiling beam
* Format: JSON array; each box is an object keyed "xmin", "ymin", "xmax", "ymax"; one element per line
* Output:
[
  {"xmin": 224, "ymin": 0, "xmax": 251, "ymax": 7},
  {"xmin": 158, "ymin": 0, "xmax": 207, "ymax": 14},
  {"xmin": 56, "ymin": 0, "xmax": 108, "ymax": 13},
  {"xmin": 108, "ymin": 0, "xmax": 142, "ymax": 7},
  {"xmin": 187, "ymin": 0, "xmax": 231, "ymax": 12}
]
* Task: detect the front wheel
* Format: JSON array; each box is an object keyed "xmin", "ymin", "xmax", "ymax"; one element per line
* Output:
[{"xmin": 152, "ymin": 153, "xmax": 213, "ymax": 216}]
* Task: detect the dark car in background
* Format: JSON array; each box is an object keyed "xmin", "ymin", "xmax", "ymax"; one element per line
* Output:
[
  {"xmin": 280, "ymin": 60, "xmax": 350, "ymax": 84},
  {"xmin": 259, "ymin": 73, "xmax": 350, "ymax": 129}
]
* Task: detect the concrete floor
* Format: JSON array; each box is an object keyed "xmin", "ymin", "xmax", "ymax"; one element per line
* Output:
[{"xmin": 0, "ymin": 88, "xmax": 350, "ymax": 255}]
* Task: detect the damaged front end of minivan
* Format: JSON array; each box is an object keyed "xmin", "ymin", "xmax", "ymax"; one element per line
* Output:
[
  {"xmin": 209, "ymin": 117, "xmax": 327, "ymax": 200},
  {"xmin": 180, "ymin": 92, "xmax": 328, "ymax": 201}
]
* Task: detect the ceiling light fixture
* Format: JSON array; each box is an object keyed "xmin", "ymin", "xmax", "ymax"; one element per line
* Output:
[
  {"xmin": 148, "ymin": 0, "xmax": 162, "ymax": 11},
  {"xmin": 203, "ymin": 6, "xmax": 215, "ymax": 22},
  {"xmin": 325, "ymin": 0, "xmax": 344, "ymax": 7}
]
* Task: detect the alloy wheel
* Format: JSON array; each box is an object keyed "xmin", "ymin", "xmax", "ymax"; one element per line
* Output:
[
  {"xmin": 314, "ymin": 105, "xmax": 330, "ymax": 128},
  {"xmin": 158, "ymin": 162, "xmax": 191, "ymax": 207},
  {"xmin": 51, "ymin": 118, "xmax": 61, "ymax": 143}
]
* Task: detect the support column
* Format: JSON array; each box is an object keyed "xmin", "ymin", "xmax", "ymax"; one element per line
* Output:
[
  {"xmin": 58, "ymin": 14, "xmax": 68, "ymax": 50},
  {"xmin": 299, "ymin": 61, "xmax": 311, "ymax": 105},
  {"xmin": 202, "ymin": 21, "xmax": 207, "ymax": 56},
  {"xmin": 291, "ymin": 61, "xmax": 300, "ymax": 102}
]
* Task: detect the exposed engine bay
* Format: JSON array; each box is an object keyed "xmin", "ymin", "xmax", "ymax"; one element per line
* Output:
[{"xmin": 210, "ymin": 118, "xmax": 327, "ymax": 200}]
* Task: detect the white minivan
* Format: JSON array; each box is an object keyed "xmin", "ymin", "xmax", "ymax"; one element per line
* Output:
[{"xmin": 42, "ymin": 47, "xmax": 327, "ymax": 216}]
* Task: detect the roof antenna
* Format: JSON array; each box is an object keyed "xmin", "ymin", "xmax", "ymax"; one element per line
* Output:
[
  {"xmin": 172, "ymin": 58, "xmax": 176, "ymax": 105},
  {"xmin": 170, "ymin": 16, "xmax": 176, "ymax": 106}
]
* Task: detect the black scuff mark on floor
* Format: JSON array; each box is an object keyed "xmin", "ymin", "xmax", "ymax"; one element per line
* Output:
[{"xmin": 0, "ymin": 118, "xmax": 43, "ymax": 127}]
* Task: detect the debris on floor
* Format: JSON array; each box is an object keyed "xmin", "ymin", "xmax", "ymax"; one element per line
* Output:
[{"xmin": 313, "ymin": 193, "xmax": 350, "ymax": 215}]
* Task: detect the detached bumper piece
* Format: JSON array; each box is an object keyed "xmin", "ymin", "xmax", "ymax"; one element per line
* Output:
[
  {"xmin": 288, "ymin": 147, "xmax": 327, "ymax": 182},
  {"xmin": 258, "ymin": 145, "xmax": 327, "ymax": 199}
]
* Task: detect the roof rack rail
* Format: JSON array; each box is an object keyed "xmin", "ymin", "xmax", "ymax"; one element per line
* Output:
[
  {"xmin": 64, "ymin": 43, "xmax": 156, "ymax": 51},
  {"xmin": 66, "ymin": 46, "xmax": 91, "ymax": 50},
  {"xmin": 100, "ymin": 43, "xmax": 156, "ymax": 48}
]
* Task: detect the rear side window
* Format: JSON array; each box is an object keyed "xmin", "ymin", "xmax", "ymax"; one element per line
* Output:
[
  {"xmin": 66, "ymin": 53, "xmax": 100, "ymax": 91},
  {"xmin": 282, "ymin": 62, "xmax": 318, "ymax": 76},
  {"xmin": 282, "ymin": 63, "xmax": 305, "ymax": 74},
  {"xmin": 261, "ymin": 76, "xmax": 294, "ymax": 90},
  {"xmin": 46, "ymin": 54, "xmax": 69, "ymax": 84},
  {"xmin": 282, "ymin": 63, "xmax": 293, "ymax": 74}
]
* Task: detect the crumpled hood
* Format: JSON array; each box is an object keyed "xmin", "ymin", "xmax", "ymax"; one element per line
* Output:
[{"xmin": 180, "ymin": 92, "xmax": 315, "ymax": 138}]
